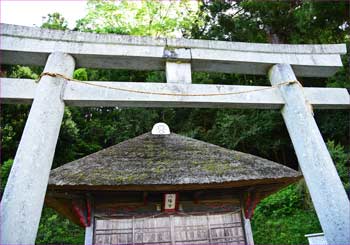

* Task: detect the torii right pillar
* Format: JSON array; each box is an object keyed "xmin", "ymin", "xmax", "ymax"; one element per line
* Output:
[{"xmin": 269, "ymin": 64, "xmax": 350, "ymax": 244}]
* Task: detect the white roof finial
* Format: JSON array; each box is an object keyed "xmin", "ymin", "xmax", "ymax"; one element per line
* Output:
[{"xmin": 152, "ymin": 123, "xmax": 170, "ymax": 135}]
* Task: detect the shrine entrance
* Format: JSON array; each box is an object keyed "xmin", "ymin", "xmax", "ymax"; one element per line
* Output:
[
  {"xmin": 95, "ymin": 212, "xmax": 245, "ymax": 245},
  {"xmin": 45, "ymin": 126, "xmax": 300, "ymax": 245}
]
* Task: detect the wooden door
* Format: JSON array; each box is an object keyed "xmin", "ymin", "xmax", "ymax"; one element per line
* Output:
[{"xmin": 94, "ymin": 212, "xmax": 245, "ymax": 244}]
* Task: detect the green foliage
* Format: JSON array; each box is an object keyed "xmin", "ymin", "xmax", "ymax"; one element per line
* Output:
[
  {"xmin": 1, "ymin": 65, "xmax": 40, "ymax": 164},
  {"xmin": 7, "ymin": 65, "xmax": 39, "ymax": 79},
  {"xmin": 1, "ymin": 159, "xmax": 13, "ymax": 189},
  {"xmin": 327, "ymin": 140, "xmax": 350, "ymax": 189},
  {"xmin": 252, "ymin": 184, "xmax": 322, "ymax": 244},
  {"xmin": 255, "ymin": 185, "xmax": 304, "ymax": 218},
  {"xmin": 36, "ymin": 208, "xmax": 84, "ymax": 244},
  {"xmin": 205, "ymin": 109, "xmax": 291, "ymax": 160},
  {"xmin": 74, "ymin": 68, "xmax": 89, "ymax": 81},
  {"xmin": 191, "ymin": 1, "xmax": 267, "ymax": 42},
  {"xmin": 193, "ymin": 1, "xmax": 349, "ymax": 44},
  {"xmin": 251, "ymin": 139, "xmax": 349, "ymax": 244},
  {"xmin": 253, "ymin": 207, "xmax": 321, "ymax": 244},
  {"xmin": 76, "ymin": 0, "xmax": 200, "ymax": 37},
  {"xmin": 42, "ymin": 12, "xmax": 69, "ymax": 30}
]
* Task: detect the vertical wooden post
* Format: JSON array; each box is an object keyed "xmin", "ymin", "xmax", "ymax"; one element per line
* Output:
[
  {"xmin": 132, "ymin": 216, "xmax": 135, "ymax": 245},
  {"xmin": 268, "ymin": 64, "xmax": 350, "ymax": 245},
  {"xmin": 0, "ymin": 52, "xmax": 75, "ymax": 244},
  {"xmin": 241, "ymin": 200, "xmax": 255, "ymax": 245},
  {"xmin": 243, "ymin": 218, "xmax": 255, "ymax": 245},
  {"xmin": 170, "ymin": 215, "xmax": 175, "ymax": 245},
  {"xmin": 84, "ymin": 207, "xmax": 94, "ymax": 245},
  {"xmin": 241, "ymin": 205, "xmax": 254, "ymax": 245},
  {"xmin": 206, "ymin": 213, "xmax": 213, "ymax": 244}
]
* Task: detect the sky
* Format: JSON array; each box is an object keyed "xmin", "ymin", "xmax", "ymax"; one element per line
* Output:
[{"xmin": 1, "ymin": 1, "xmax": 88, "ymax": 28}]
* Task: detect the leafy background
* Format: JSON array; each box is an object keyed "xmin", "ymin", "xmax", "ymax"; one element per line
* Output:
[{"xmin": 1, "ymin": 0, "xmax": 349, "ymax": 244}]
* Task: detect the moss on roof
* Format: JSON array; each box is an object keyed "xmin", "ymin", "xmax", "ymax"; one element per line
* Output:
[{"xmin": 49, "ymin": 132, "xmax": 301, "ymax": 188}]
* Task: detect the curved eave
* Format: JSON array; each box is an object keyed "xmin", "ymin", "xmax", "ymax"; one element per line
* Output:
[
  {"xmin": 48, "ymin": 175, "xmax": 302, "ymax": 193},
  {"xmin": 46, "ymin": 175, "xmax": 302, "ymax": 226}
]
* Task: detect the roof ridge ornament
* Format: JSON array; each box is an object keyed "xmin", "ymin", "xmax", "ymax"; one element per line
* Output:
[{"xmin": 151, "ymin": 123, "xmax": 170, "ymax": 135}]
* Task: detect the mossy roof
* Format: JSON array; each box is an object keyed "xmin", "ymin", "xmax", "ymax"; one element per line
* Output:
[{"xmin": 48, "ymin": 132, "xmax": 301, "ymax": 190}]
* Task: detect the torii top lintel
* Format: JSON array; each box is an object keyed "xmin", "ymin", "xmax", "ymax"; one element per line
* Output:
[{"xmin": 0, "ymin": 23, "xmax": 346, "ymax": 77}]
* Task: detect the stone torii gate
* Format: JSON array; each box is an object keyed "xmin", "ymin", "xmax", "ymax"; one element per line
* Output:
[{"xmin": 0, "ymin": 23, "xmax": 349, "ymax": 244}]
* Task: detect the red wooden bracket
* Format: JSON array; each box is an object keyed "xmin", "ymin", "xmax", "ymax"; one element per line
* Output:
[
  {"xmin": 244, "ymin": 192, "xmax": 260, "ymax": 219},
  {"xmin": 86, "ymin": 199, "xmax": 91, "ymax": 226},
  {"xmin": 72, "ymin": 198, "xmax": 91, "ymax": 227},
  {"xmin": 193, "ymin": 191, "xmax": 201, "ymax": 204},
  {"xmin": 143, "ymin": 192, "xmax": 148, "ymax": 206}
]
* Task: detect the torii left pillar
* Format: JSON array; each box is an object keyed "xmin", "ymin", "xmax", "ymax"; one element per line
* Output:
[{"xmin": 0, "ymin": 52, "xmax": 75, "ymax": 244}]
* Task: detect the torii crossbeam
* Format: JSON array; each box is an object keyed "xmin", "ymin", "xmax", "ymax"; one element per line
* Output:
[{"xmin": 0, "ymin": 23, "xmax": 349, "ymax": 244}]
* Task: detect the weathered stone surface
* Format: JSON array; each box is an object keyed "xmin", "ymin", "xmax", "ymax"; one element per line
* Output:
[
  {"xmin": 269, "ymin": 64, "xmax": 350, "ymax": 245},
  {"xmin": 1, "ymin": 78, "xmax": 349, "ymax": 109},
  {"xmin": 166, "ymin": 62, "xmax": 192, "ymax": 84},
  {"xmin": 0, "ymin": 24, "xmax": 346, "ymax": 77},
  {"xmin": 0, "ymin": 52, "xmax": 75, "ymax": 244}
]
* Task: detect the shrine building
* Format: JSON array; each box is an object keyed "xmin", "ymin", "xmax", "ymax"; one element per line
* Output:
[{"xmin": 46, "ymin": 123, "xmax": 301, "ymax": 245}]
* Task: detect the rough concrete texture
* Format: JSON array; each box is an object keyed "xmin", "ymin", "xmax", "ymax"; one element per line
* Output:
[
  {"xmin": 1, "ymin": 78, "xmax": 349, "ymax": 109},
  {"xmin": 0, "ymin": 24, "xmax": 346, "ymax": 77},
  {"xmin": 0, "ymin": 52, "xmax": 75, "ymax": 244},
  {"xmin": 166, "ymin": 62, "xmax": 192, "ymax": 84},
  {"xmin": 269, "ymin": 64, "xmax": 350, "ymax": 245}
]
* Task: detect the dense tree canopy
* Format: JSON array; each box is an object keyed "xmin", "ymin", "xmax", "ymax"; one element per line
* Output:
[{"xmin": 1, "ymin": 1, "xmax": 349, "ymax": 244}]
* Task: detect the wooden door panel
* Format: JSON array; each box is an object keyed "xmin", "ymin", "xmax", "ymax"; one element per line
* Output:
[{"xmin": 95, "ymin": 212, "xmax": 245, "ymax": 245}]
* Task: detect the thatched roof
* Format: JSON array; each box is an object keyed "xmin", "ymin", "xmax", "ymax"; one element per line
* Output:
[
  {"xmin": 48, "ymin": 132, "xmax": 301, "ymax": 191},
  {"xmin": 47, "ymin": 129, "xmax": 301, "ymax": 226}
]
